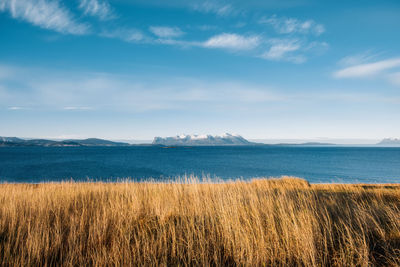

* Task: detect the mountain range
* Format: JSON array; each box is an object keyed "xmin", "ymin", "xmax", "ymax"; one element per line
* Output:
[
  {"xmin": 377, "ymin": 138, "xmax": 400, "ymax": 146},
  {"xmin": 152, "ymin": 133, "xmax": 256, "ymax": 146}
]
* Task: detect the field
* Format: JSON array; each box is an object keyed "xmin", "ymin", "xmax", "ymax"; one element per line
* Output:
[{"xmin": 0, "ymin": 177, "xmax": 399, "ymax": 266}]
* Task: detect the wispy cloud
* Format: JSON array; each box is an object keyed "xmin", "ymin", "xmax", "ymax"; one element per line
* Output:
[
  {"xmin": 0, "ymin": 0, "xmax": 89, "ymax": 35},
  {"xmin": 100, "ymin": 28, "xmax": 145, "ymax": 42},
  {"xmin": 260, "ymin": 15, "xmax": 325, "ymax": 36},
  {"xmin": 203, "ymin": 33, "xmax": 261, "ymax": 50},
  {"xmin": 149, "ymin": 26, "xmax": 184, "ymax": 38},
  {"xmin": 8, "ymin": 106, "xmax": 26, "ymax": 110},
  {"xmin": 260, "ymin": 39, "xmax": 304, "ymax": 63},
  {"xmin": 79, "ymin": 0, "xmax": 114, "ymax": 20},
  {"xmin": 196, "ymin": 25, "xmax": 219, "ymax": 31},
  {"xmin": 191, "ymin": 1, "xmax": 234, "ymax": 16},
  {"xmin": 338, "ymin": 51, "xmax": 381, "ymax": 66},
  {"xmin": 63, "ymin": 106, "xmax": 93, "ymax": 110},
  {"xmin": 334, "ymin": 58, "xmax": 400, "ymax": 78}
]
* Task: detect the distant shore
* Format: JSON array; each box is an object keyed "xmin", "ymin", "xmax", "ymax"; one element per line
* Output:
[{"xmin": 2, "ymin": 135, "xmax": 400, "ymax": 147}]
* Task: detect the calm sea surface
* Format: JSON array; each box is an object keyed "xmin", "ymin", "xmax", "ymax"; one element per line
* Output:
[{"xmin": 0, "ymin": 146, "xmax": 399, "ymax": 183}]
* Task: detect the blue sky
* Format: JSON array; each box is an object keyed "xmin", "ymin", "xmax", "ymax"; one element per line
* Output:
[{"xmin": 0, "ymin": 0, "xmax": 400, "ymax": 141}]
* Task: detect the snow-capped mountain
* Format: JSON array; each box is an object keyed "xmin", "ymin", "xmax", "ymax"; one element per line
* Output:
[
  {"xmin": 152, "ymin": 133, "xmax": 256, "ymax": 146},
  {"xmin": 377, "ymin": 138, "xmax": 400, "ymax": 146}
]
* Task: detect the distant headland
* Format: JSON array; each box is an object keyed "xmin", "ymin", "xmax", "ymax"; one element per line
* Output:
[{"xmin": 0, "ymin": 137, "xmax": 130, "ymax": 147}]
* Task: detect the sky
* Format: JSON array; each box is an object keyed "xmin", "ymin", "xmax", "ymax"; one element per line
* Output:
[{"xmin": 0, "ymin": 0, "xmax": 400, "ymax": 141}]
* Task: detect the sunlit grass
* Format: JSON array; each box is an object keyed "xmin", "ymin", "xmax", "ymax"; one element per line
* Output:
[{"xmin": 0, "ymin": 177, "xmax": 399, "ymax": 266}]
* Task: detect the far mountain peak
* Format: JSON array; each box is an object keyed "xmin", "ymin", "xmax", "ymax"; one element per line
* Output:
[
  {"xmin": 152, "ymin": 133, "xmax": 256, "ymax": 146},
  {"xmin": 377, "ymin": 138, "xmax": 400, "ymax": 146}
]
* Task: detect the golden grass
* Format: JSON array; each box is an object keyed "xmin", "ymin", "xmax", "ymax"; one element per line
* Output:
[{"xmin": 0, "ymin": 177, "xmax": 399, "ymax": 266}]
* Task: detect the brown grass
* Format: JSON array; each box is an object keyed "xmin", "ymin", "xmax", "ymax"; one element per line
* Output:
[{"xmin": 0, "ymin": 177, "xmax": 399, "ymax": 266}]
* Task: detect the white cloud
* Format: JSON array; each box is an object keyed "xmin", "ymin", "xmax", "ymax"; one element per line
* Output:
[
  {"xmin": 260, "ymin": 39, "xmax": 305, "ymax": 63},
  {"xmin": 0, "ymin": 0, "xmax": 89, "ymax": 34},
  {"xmin": 101, "ymin": 28, "xmax": 145, "ymax": 42},
  {"xmin": 260, "ymin": 15, "xmax": 325, "ymax": 36},
  {"xmin": 203, "ymin": 33, "xmax": 261, "ymax": 50},
  {"xmin": 338, "ymin": 51, "xmax": 380, "ymax": 66},
  {"xmin": 79, "ymin": 0, "xmax": 114, "ymax": 20},
  {"xmin": 63, "ymin": 106, "xmax": 93, "ymax": 110},
  {"xmin": 305, "ymin": 41, "xmax": 329, "ymax": 54},
  {"xmin": 154, "ymin": 38, "xmax": 193, "ymax": 47},
  {"xmin": 192, "ymin": 1, "xmax": 234, "ymax": 16},
  {"xmin": 149, "ymin": 26, "xmax": 184, "ymax": 38},
  {"xmin": 8, "ymin": 106, "xmax": 25, "ymax": 110},
  {"xmin": 334, "ymin": 58, "xmax": 400, "ymax": 78},
  {"xmin": 262, "ymin": 40, "xmax": 300, "ymax": 59},
  {"xmin": 196, "ymin": 25, "xmax": 219, "ymax": 31}
]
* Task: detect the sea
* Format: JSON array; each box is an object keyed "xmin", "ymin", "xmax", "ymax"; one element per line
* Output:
[{"xmin": 0, "ymin": 146, "xmax": 399, "ymax": 183}]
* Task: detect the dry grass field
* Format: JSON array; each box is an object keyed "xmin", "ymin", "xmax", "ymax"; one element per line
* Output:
[{"xmin": 0, "ymin": 177, "xmax": 399, "ymax": 266}]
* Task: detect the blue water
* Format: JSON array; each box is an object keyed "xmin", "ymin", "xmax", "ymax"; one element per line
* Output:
[{"xmin": 0, "ymin": 146, "xmax": 399, "ymax": 183}]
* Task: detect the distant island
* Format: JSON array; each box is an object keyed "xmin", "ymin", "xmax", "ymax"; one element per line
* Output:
[
  {"xmin": 152, "ymin": 133, "xmax": 257, "ymax": 146},
  {"xmin": 377, "ymin": 138, "xmax": 400, "ymax": 146},
  {"xmin": 0, "ymin": 137, "xmax": 130, "ymax": 147}
]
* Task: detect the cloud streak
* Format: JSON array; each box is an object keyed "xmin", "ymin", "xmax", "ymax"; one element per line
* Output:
[
  {"xmin": 338, "ymin": 51, "xmax": 381, "ymax": 66},
  {"xmin": 63, "ymin": 106, "xmax": 93, "ymax": 110},
  {"xmin": 202, "ymin": 33, "xmax": 261, "ymax": 50},
  {"xmin": 261, "ymin": 39, "xmax": 303, "ymax": 63},
  {"xmin": 334, "ymin": 58, "xmax": 400, "ymax": 78},
  {"xmin": 149, "ymin": 26, "xmax": 184, "ymax": 38},
  {"xmin": 0, "ymin": 0, "xmax": 89, "ymax": 34},
  {"xmin": 8, "ymin": 106, "xmax": 26, "ymax": 110},
  {"xmin": 191, "ymin": 1, "xmax": 234, "ymax": 16},
  {"xmin": 79, "ymin": 0, "xmax": 114, "ymax": 20},
  {"xmin": 260, "ymin": 15, "xmax": 325, "ymax": 36},
  {"xmin": 100, "ymin": 28, "xmax": 145, "ymax": 42}
]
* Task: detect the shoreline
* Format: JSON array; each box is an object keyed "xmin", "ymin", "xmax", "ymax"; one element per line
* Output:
[{"xmin": 1, "ymin": 177, "xmax": 400, "ymax": 185}]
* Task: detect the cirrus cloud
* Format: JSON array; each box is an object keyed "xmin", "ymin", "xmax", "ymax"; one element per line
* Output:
[
  {"xmin": 79, "ymin": 0, "xmax": 114, "ymax": 20},
  {"xmin": 191, "ymin": 1, "xmax": 234, "ymax": 16},
  {"xmin": 149, "ymin": 26, "xmax": 184, "ymax": 38},
  {"xmin": 202, "ymin": 33, "xmax": 261, "ymax": 50},
  {"xmin": 261, "ymin": 39, "xmax": 303, "ymax": 62},
  {"xmin": 259, "ymin": 15, "xmax": 325, "ymax": 36},
  {"xmin": 334, "ymin": 58, "xmax": 400, "ymax": 78},
  {"xmin": 100, "ymin": 28, "xmax": 145, "ymax": 42},
  {"xmin": 0, "ymin": 0, "xmax": 89, "ymax": 35}
]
